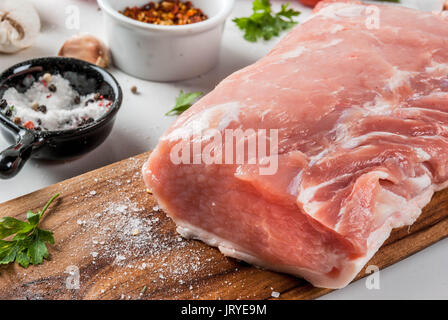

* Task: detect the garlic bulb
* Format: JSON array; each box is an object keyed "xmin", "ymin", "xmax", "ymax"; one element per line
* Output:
[
  {"xmin": 0, "ymin": 0, "xmax": 41, "ymax": 53},
  {"xmin": 58, "ymin": 34, "xmax": 111, "ymax": 68}
]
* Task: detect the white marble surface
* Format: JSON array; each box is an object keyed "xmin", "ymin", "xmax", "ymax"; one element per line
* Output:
[{"xmin": 0, "ymin": 0, "xmax": 446, "ymax": 299}]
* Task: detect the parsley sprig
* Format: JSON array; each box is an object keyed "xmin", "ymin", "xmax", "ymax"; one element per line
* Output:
[
  {"xmin": 0, "ymin": 194, "xmax": 60, "ymax": 268},
  {"xmin": 165, "ymin": 90, "xmax": 203, "ymax": 116},
  {"xmin": 233, "ymin": 0, "xmax": 300, "ymax": 42}
]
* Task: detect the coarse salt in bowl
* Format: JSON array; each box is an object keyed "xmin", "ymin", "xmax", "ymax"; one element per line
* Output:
[
  {"xmin": 97, "ymin": 0, "xmax": 235, "ymax": 82},
  {"xmin": 0, "ymin": 57, "xmax": 122, "ymax": 179}
]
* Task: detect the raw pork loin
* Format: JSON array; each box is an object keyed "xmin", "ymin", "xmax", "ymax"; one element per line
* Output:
[{"xmin": 143, "ymin": 1, "xmax": 448, "ymax": 288}]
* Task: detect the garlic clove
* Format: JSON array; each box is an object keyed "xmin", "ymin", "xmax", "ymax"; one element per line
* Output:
[
  {"xmin": 58, "ymin": 34, "xmax": 111, "ymax": 68},
  {"xmin": 0, "ymin": 0, "xmax": 41, "ymax": 53}
]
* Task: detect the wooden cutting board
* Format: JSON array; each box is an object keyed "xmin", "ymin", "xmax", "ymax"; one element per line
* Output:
[{"xmin": 0, "ymin": 151, "xmax": 447, "ymax": 300}]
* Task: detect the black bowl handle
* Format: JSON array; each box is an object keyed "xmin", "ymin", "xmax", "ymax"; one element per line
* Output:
[{"xmin": 0, "ymin": 130, "xmax": 39, "ymax": 179}]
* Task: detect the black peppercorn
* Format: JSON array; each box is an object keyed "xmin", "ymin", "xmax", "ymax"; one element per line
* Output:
[
  {"xmin": 38, "ymin": 105, "xmax": 47, "ymax": 114},
  {"xmin": 80, "ymin": 117, "xmax": 95, "ymax": 127},
  {"xmin": 48, "ymin": 84, "xmax": 57, "ymax": 92},
  {"xmin": 85, "ymin": 99, "xmax": 94, "ymax": 106},
  {"xmin": 74, "ymin": 96, "xmax": 81, "ymax": 104},
  {"xmin": 5, "ymin": 106, "xmax": 14, "ymax": 117},
  {"xmin": 0, "ymin": 99, "xmax": 7, "ymax": 110}
]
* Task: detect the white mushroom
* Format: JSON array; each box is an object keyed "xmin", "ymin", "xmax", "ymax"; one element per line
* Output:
[
  {"xmin": 58, "ymin": 34, "xmax": 111, "ymax": 68},
  {"xmin": 0, "ymin": 0, "xmax": 41, "ymax": 53}
]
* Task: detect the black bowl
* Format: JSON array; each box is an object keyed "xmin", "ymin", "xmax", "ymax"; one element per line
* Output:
[{"xmin": 0, "ymin": 57, "xmax": 122, "ymax": 179}]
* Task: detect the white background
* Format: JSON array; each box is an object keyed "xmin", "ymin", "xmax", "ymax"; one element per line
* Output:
[{"xmin": 0, "ymin": 0, "xmax": 447, "ymax": 299}]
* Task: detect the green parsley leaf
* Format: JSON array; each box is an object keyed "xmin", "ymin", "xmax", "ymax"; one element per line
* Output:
[
  {"xmin": 166, "ymin": 90, "xmax": 204, "ymax": 116},
  {"xmin": 27, "ymin": 211, "xmax": 40, "ymax": 226},
  {"xmin": 28, "ymin": 236, "xmax": 49, "ymax": 265},
  {"xmin": 0, "ymin": 217, "xmax": 33, "ymax": 238},
  {"xmin": 233, "ymin": 0, "xmax": 300, "ymax": 42},
  {"xmin": 16, "ymin": 250, "xmax": 30, "ymax": 268},
  {"xmin": 0, "ymin": 240, "xmax": 20, "ymax": 264},
  {"xmin": 0, "ymin": 194, "xmax": 59, "ymax": 268}
]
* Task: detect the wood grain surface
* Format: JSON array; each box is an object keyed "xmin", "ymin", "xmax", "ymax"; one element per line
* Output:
[{"xmin": 0, "ymin": 151, "xmax": 447, "ymax": 300}]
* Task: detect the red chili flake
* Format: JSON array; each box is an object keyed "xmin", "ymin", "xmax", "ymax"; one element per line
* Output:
[
  {"xmin": 24, "ymin": 121, "xmax": 35, "ymax": 130},
  {"xmin": 98, "ymin": 102, "xmax": 104, "ymax": 107},
  {"xmin": 40, "ymin": 80, "xmax": 47, "ymax": 87},
  {"xmin": 120, "ymin": 1, "xmax": 208, "ymax": 26},
  {"xmin": 46, "ymin": 94, "xmax": 52, "ymax": 99}
]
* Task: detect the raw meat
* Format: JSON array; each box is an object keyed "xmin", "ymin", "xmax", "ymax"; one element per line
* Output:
[{"xmin": 143, "ymin": 1, "xmax": 448, "ymax": 288}]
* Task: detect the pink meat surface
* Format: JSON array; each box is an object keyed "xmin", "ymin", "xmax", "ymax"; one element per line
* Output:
[{"xmin": 143, "ymin": 1, "xmax": 448, "ymax": 288}]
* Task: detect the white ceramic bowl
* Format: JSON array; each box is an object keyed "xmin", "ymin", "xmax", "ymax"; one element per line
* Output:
[{"xmin": 97, "ymin": 0, "xmax": 235, "ymax": 81}]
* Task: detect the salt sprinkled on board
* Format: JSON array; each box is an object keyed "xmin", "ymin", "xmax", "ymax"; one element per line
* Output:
[
  {"xmin": 10, "ymin": 157, "xmax": 238, "ymax": 300},
  {"xmin": 75, "ymin": 195, "xmax": 192, "ymax": 271}
]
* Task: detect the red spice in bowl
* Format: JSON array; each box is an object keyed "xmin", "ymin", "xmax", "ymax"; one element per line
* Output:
[{"xmin": 120, "ymin": 0, "xmax": 208, "ymax": 26}]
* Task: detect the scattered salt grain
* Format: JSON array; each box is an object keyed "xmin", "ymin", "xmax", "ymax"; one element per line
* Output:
[
  {"xmin": 114, "ymin": 255, "xmax": 126, "ymax": 264},
  {"xmin": 271, "ymin": 291, "xmax": 280, "ymax": 298}
]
